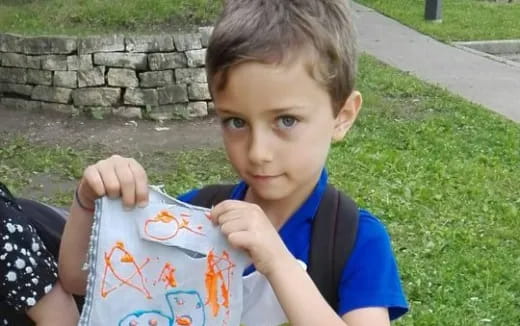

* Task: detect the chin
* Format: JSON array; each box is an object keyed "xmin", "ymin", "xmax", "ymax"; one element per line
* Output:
[{"xmin": 248, "ymin": 183, "xmax": 292, "ymax": 202}]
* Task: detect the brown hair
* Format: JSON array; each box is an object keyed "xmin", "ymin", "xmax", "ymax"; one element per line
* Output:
[{"xmin": 206, "ymin": 0, "xmax": 358, "ymax": 114}]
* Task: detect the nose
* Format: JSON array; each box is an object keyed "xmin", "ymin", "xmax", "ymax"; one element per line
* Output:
[{"xmin": 247, "ymin": 128, "xmax": 273, "ymax": 165}]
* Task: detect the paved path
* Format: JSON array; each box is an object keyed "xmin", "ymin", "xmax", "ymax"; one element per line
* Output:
[{"xmin": 354, "ymin": 3, "xmax": 520, "ymax": 122}]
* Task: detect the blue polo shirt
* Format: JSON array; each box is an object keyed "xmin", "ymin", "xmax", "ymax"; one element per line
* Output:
[{"xmin": 178, "ymin": 170, "xmax": 408, "ymax": 320}]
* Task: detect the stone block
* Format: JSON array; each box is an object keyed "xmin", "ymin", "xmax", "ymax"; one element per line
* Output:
[
  {"xmin": 67, "ymin": 55, "xmax": 93, "ymax": 71},
  {"xmin": 0, "ymin": 98, "xmax": 41, "ymax": 111},
  {"xmin": 27, "ymin": 69, "xmax": 52, "ymax": 86},
  {"xmin": 124, "ymin": 88, "xmax": 158, "ymax": 106},
  {"xmin": 78, "ymin": 67, "xmax": 106, "ymax": 87},
  {"xmin": 23, "ymin": 37, "xmax": 77, "ymax": 55},
  {"xmin": 158, "ymin": 84, "xmax": 188, "ymax": 105},
  {"xmin": 187, "ymin": 101, "xmax": 208, "ymax": 118},
  {"xmin": 26, "ymin": 56, "xmax": 41, "ymax": 69},
  {"xmin": 187, "ymin": 83, "xmax": 211, "ymax": 100},
  {"xmin": 107, "ymin": 68, "xmax": 139, "ymax": 88},
  {"xmin": 1, "ymin": 53, "xmax": 26, "ymax": 67},
  {"xmin": 199, "ymin": 26, "xmax": 214, "ymax": 48},
  {"xmin": 41, "ymin": 102, "xmax": 79, "ymax": 115},
  {"xmin": 112, "ymin": 106, "xmax": 143, "ymax": 119},
  {"xmin": 31, "ymin": 86, "xmax": 72, "ymax": 104},
  {"xmin": 175, "ymin": 68, "xmax": 207, "ymax": 83},
  {"xmin": 138, "ymin": 70, "xmax": 174, "ymax": 88},
  {"xmin": 93, "ymin": 53, "xmax": 147, "ymax": 70},
  {"xmin": 72, "ymin": 88, "xmax": 121, "ymax": 107},
  {"xmin": 148, "ymin": 52, "xmax": 187, "ymax": 70},
  {"xmin": 78, "ymin": 35, "xmax": 125, "ymax": 54},
  {"xmin": 1, "ymin": 53, "xmax": 40, "ymax": 69},
  {"xmin": 173, "ymin": 33, "xmax": 202, "ymax": 51},
  {"xmin": 126, "ymin": 35, "xmax": 175, "ymax": 52},
  {"xmin": 0, "ymin": 67, "xmax": 26, "ymax": 84},
  {"xmin": 54, "ymin": 71, "xmax": 78, "ymax": 88},
  {"xmin": 185, "ymin": 49, "xmax": 206, "ymax": 67},
  {"xmin": 0, "ymin": 83, "xmax": 33, "ymax": 97},
  {"xmin": 0, "ymin": 34, "xmax": 24, "ymax": 53},
  {"xmin": 41, "ymin": 55, "xmax": 68, "ymax": 71}
]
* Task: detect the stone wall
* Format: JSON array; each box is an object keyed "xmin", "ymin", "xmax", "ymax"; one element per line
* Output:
[{"xmin": 0, "ymin": 27, "xmax": 214, "ymax": 120}]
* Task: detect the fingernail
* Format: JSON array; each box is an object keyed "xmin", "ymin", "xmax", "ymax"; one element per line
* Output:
[
  {"xmin": 137, "ymin": 201, "xmax": 148, "ymax": 208},
  {"xmin": 123, "ymin": 205, "xmax": 133, "ymax": 211}
]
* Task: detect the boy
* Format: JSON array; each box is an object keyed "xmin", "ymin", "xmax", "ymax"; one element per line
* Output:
[{"xmin": 59, "ymin": 0, "xmax": 408, "ymax": 325}]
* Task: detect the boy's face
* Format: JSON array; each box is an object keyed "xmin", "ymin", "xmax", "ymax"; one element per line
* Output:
[{"xmin": 213, "ymin": 58, "xmax": 361, "ymax": 203}]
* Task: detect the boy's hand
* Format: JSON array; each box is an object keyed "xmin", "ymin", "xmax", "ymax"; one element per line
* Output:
[
  {"xmin": 78, "ymin": 155, "xmax": 149, "ymax": 209},
  {"xmin": 210, "ymin": 200, "xmax": 293, "ymax": 277}
]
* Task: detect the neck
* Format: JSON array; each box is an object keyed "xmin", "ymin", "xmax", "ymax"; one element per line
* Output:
[{"xmin": 244, "ymin": 172, "xmax": 321, "ymax": 229}]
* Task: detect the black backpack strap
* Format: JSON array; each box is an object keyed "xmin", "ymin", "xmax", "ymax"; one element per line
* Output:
[
  {"xmin": 308, "ymin": 184, "xmax": 359, "ymax": 311},
  {"xmin": 190, "ymin": 184, "xmax": 235, "ymax": 208}
]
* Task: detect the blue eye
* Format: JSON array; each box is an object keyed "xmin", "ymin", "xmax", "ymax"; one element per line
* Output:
[
  {"xmin": 276, "ymin": 116, "xmax": 297, "ymax": 129},
  {"xmin": 223, "ymin": 118, "xmax": 246, "ymax": 129}
]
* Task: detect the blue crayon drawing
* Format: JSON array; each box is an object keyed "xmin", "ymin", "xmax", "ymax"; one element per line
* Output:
[
  {"xmin": 118, "ymin": 310, "xmax": 172, "ymax": 326},
  {"xmin": 119, "ymin": 290, "xmax": 206, "ymax": 326}
]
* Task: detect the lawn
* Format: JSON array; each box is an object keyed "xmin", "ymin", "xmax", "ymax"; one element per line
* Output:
[
  {"xmin": 2, "ymin": 0, "xmax": 518, "ymax": 42},
  {"xmin": 2, "ymin": 55, "xmax": 519, "ymax": 325},
  {"xmin": 357, "ymin": 0, "xmax": 520, "ymax": 41},
  {"xmin": 0, "ymin": 0, "xmax": 221, "ymax": 36}
]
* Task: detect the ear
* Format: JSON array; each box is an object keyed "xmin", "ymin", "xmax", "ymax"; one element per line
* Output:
[{"xmin": 332, "ymin": 91, "xmax": 363, "ymax": 142}]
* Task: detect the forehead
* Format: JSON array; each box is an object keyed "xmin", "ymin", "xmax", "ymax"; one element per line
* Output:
[{"xmin": 212, "ymin": 59, "xmax": 331, "ymax": 114}]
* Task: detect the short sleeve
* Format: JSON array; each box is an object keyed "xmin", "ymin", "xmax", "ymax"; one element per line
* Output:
[
  {"xmin": 338, "ymin": 210, "xmax": 408, "ymax": 320},
  {"xmin": 177, "ymin": 189, "xmax": 199, "ymax": 204},
  {"xmin": 0, "ymin": 213, "xmax": 58, "ymax": 312}
]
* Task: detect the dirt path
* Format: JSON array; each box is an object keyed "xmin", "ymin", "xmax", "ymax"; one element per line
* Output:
[
  {"xmin": 0, "ymin": 109, "xmax": 224, "ymax": 202},
  {"xmin": 0, "ymin": 109, "xmax": 223, "ymax": 154}
]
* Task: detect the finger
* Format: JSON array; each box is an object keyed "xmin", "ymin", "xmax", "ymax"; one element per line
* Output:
[
  {"xmin": 114, "ymin": 160, "xmax": 136, "ymax": 208},
  {"xmin": 128, "ymin": 159, "xmax": 149, "ymax": 207},
  {"xmin": 220, "ymin": 218, "xmax": 249, "ymax": 236},
  {"xmin": 210, "ymin": 200, "xmax": 246, "ymax": 222},
  {"xmin": 97, "ymin": 159, "xmax": 121, "ymax": 198},
  {"xmin": 227, "ymin": 231, "xmax": 253, "ymax": 250},
  {"xmin": 216, "ymin": 209, "xmax": 244, "ymax": 226},
  {"xmin": 81, "ymin": 165, "xmax": 106, "ymax": 200}
]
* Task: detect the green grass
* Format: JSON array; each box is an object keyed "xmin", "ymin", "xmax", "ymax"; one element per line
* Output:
[
  {"xmin": 2, "ymin": 55, "xmax": 519, "ymax": 325},
  {"xmin": 0, "ymin": 0, "xmax": 221, "ymax": 36},
  {"xmin": 357, "ymin": 0, "xmax": 520, "ymax": 41}
]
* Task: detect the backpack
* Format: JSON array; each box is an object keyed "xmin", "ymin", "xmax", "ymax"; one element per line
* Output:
[{"xmin": 190, "ymin": 183, "xmax": 359, "ymax": 311}]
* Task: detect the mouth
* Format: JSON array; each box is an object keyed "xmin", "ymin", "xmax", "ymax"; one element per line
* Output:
[{"xmin": 250, "ymin": 173, "xmax": 282, "ymax": 181}]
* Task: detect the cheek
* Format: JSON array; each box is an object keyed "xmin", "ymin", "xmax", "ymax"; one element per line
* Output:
[
  {"xmin": 287, "ymin": 129, "xmax": 331, "ymax": 167},
  {"xmin": 222, "ymin": 134, "xmax": 245, "ymax": 165}
]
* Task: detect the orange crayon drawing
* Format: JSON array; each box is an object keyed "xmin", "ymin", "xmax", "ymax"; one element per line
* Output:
[
  {"xmin": 205, "ymin": 250, "xmax": 236, "ymax": 319},
  {"xmin": 144, "ymin": 210, "xmax": 205, "ymax": 241},
  {"xmin": 101, "ymin": 241, "xmax": 152, "ymax": 299},
  {"xmin": 176, "ymin": 316, "xmax": 193, "ymax": 325},
  {"xmin": 154, "ymin": 262, "xmax": 178, "ymax": 289}
]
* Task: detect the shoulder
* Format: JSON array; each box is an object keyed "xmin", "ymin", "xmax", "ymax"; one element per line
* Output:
[
  {"xmin": 356, "ymin": 209, "xmax": 393, "ymax": 247},
  {"xmin": 347, "ymin": 209, "xmax": 398, "ymax": 274},
  {"xmin": 338, "ymin": 209, "xmax": 408, "ymax": 319}
]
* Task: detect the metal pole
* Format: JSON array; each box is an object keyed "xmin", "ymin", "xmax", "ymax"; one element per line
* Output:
[{"xmin": 425, "ymin": 0, "xmax": 442, "ymax": 22}]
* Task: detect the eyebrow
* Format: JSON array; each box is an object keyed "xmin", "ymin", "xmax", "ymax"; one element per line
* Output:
[{"xmin": 216, "ymin": 106, "xmax": 307, "ymax": 115}]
